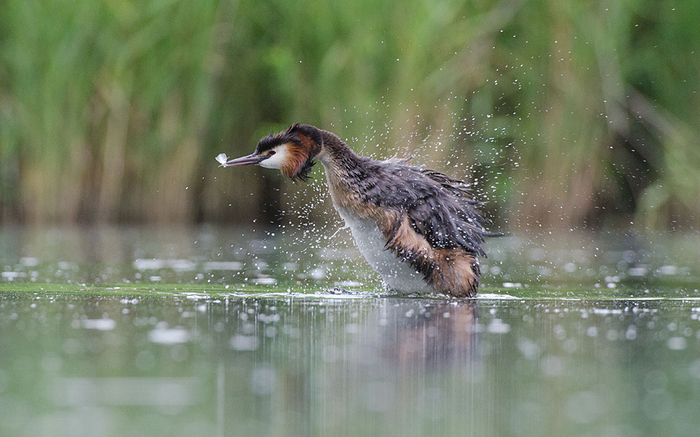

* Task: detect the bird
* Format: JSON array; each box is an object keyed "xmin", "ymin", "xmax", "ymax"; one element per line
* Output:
[{"xmin": 219, "ymin": 123, "xmax": 497, "ymax": 297}]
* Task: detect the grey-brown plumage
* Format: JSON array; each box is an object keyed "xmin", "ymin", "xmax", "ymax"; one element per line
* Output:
[{"xmin": 222, "ymin": 123, "xmax": 496, "ymax": 297}]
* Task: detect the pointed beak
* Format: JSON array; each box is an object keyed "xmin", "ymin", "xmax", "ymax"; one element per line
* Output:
[{"xmin": 222, "ymin": 153, "xmax": 266, "ymax": 167}]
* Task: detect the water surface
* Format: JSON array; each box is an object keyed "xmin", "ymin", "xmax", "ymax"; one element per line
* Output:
[{"xmin": 1, "ymin": 227, "xmax": 699, "ymax": 436}]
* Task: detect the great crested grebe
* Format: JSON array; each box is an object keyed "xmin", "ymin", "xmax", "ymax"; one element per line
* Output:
[{"xmin": 219, "ymin": 123, "xmax": 496, "ymax": 297}]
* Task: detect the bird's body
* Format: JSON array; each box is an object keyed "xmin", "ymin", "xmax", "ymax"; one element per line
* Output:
[{"xmin": 221, "ymin": 124, "xmax": 494, "ymax": 297}]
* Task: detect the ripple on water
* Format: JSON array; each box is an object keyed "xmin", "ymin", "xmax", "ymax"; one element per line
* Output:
[
  {"xmin": 148, "ymin": 327, "xmax": 190, "ymax": 345},
  {"xmin": 230, "ymin": 335, "xmax": 259, "ymax": 351},
  {"xmin": 80, "ymin": 319, "xmax": 117, "ymax": 331}
]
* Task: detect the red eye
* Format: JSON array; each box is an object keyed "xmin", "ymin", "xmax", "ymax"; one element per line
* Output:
[{"xmin": 268, "ymin": 151, "xmax": 276, "ymax": 156}]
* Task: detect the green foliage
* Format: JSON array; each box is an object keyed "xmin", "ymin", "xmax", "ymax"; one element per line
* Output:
[{"xmin": 0, "ymin": 0, "xmax": 697, "ymax": 229}]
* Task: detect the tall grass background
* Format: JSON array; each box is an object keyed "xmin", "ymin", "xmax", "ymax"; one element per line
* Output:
[{"xmin": 0, "ymin": 0, "xmax": 698, "ymax": 230}]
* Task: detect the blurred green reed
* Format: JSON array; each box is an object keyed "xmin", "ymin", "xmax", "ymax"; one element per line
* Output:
[{"xmin": 0, "ymin": 0, "xmax": 698, "ymax": 229}]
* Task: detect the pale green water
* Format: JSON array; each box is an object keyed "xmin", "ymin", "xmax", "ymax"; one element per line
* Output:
[{"xmin": 1, "ymin": 227, "xmax": 700, "ymax": 436}]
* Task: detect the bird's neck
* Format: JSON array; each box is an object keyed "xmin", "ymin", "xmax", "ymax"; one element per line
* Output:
[
  {"xmin": 316, "ymin": 130, "xmax": 369, "ymax": 213},
  {"xmin": 317, "ymin": 130, "xmax": 361, "ymax": 170}
]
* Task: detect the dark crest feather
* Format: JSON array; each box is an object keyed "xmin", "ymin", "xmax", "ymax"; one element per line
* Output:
[{"xmin": 255, "ymin": 130, "xmax": 299, "ymax": 154}]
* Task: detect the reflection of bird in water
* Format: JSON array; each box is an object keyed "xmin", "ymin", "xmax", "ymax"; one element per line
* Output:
[
  {"xmin": 220, "ymin": 124, "xmax": 499, "ymax": 297},
  {"xmin": 394, "ymin": 301, "xmax": 479, "ymax": 365}
]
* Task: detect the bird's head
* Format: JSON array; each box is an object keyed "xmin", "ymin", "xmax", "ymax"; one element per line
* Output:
[{"xmin": 222, "ymin": 123, "xmax": 323, "ymax": 181}]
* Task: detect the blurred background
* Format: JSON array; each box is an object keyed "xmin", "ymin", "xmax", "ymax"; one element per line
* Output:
[{"xmin": 0, "ymin": 0, "xmax": 698, "ymax": 231}]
